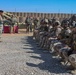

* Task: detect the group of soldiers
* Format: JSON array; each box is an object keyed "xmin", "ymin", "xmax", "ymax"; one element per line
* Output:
[
  {"xmin": 25, "ymin": 16, "xmax": 40, "ymax": 33},
  {"xmin": 0, "ymin": 10, "xmax": 18, "ymax": 35},
  {"xmin": 33, "ymin": 15, "xmax": 76, "ymax": 71}
]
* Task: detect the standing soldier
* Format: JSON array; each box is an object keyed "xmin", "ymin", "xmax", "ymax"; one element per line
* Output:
[
  {"xmin": 11, "ymin": 15, "xmax": 17, "ymax": 33},
  {"xmin": 29, "ymin": 17, "xmax": 33, "ymax": 32},
  {"xmin": 0, "ymin": 10, "xmax": 4, "ymax": 41},
  {"xmin": 33, "ymin": 17, "xmax": 39, "ymax": 29},
  {"xmin": 25, "ymin": 16, "xmax": 31, "ymax": 33}
]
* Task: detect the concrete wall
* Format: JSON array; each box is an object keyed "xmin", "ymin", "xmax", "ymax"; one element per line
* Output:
[{"xmin": 9, "ymin": 12, "xmax": 75, "ymax": 23}]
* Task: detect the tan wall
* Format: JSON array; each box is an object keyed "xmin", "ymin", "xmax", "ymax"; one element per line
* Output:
[{"xmin": 9, "ymin": 12, "xmax": 75, "ymax": 23}]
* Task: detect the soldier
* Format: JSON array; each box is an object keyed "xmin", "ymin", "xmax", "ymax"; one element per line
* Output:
[
  {"xmin": 33, "ymin": 17, "xmax": 39, "ymax": 29},
  {"xmin": 56, "ymin": 19, "xmax": 73, "ymax": 62},
  {"xmin": 0, "ymin": 10, "xmax": 4, "ymax": 41},
  {"xmin": 11, "ymin": 15, "xmax": 18, "ymax": 33},
  {"xmin": 68, "ymin": 28, "xmax": 76, "ymax": 70},
  {"xmin": 29, "ymin": 17, "xmax": 33, "ymax": 32},
  {"xmin": 70, "ymin": 15, "xmax": 76, "ymax": 27},
  {"xmin": 25, "ymin": 16, "xmax": 31, "ymax": 33}
]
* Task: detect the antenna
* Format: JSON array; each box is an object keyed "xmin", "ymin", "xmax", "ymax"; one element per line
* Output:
[
  {"xmin": 71, "ymin": 10, "xmax": 73, "ymax": 16},
  {"xmin": 58, "ymin": 9, "xmax": 60, "ymax": 13}
]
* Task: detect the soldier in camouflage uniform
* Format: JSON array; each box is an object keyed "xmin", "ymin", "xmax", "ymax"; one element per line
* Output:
[
  {"xmin": 11, "ymin": 15, "xmax": 18, "ymax": 33},
  {"xmin": 33, "ymin": 17, "xmax": 39, "ymax": 29},
  {"xmin": 25, "ymin": 16, "xmax": 33, "ymax": 33},
  {"xmin": 0, "ymin": 10, "xmax": 4, "ymax": 41}
]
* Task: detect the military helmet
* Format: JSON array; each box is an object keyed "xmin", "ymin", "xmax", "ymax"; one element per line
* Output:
[
  {"xmin": 55, "ymin": 21, "xmax": 60, "ymax": 25},
  {"xmin": 44, "ymin": 18, "xmax": 48, "ymax": 23},
  {"xmin": 65, "ymin": 27, "xmax": 72, "ymax": 36},
  {"xmin": 61, "ymin": 19, "xmax": 69, "ymax": 27},
  {"xmin": 62, "ymin": 19, "xmax": 69, "ymax": 24}
]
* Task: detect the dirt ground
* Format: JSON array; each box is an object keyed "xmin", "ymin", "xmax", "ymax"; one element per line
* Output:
[{"xmin": 0, "ymin": 29, "xmax": 73, "ymax": 75}]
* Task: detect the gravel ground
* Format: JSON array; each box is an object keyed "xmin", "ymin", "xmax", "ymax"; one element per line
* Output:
[{"xmin": 0, "ymin": 34, "xmax": 72, "ymax": 75}]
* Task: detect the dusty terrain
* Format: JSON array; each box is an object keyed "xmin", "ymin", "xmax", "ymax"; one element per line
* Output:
[{"xmin": 0, "ymin": 29, "xmax": 72, "ymax": 75}]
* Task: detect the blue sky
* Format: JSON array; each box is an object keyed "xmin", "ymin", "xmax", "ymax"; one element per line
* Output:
[{"xmin": 0, "ymin": 0, "xmax": 76, "ymax": 13}]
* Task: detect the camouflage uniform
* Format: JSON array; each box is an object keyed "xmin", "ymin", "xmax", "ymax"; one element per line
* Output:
[
  {"xmin": 0, "ymin": 15, "xmax": 3, "ymax": 39},
  {"xmin": 33, "ymin": 17, "xmax": 39, "ymax": 29},
  {"xmin": 11, "ymin": 16, "xmax": 17, "ymax": 33},
  {"xmin": 25, "ymin": 17, "xmax": 32, "ymax": 33}
]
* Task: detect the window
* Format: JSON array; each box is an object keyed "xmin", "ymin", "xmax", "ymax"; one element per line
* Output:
[
  {"xmin": 17, "ymin": 12, "xmax": 19, "ymax": 16},
  {"xmin": 19, "ymin": 17, "xmax": 23, "ymax": 23},
  {"xmin": 20, "ymin": 13, "xmax": 22, "ymax": 16},
  {"xmin": 41, "ymin": 13, "xmax": 43, "ymax": 17},
  {"xmin": 37, "ymin": 13, "xmax": 39, "ymax": 17}
]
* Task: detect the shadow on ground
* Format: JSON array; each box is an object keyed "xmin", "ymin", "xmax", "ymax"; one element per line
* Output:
[{"xmin": 21, "ymin": 36, "xmax": 70, "ymax": 74}]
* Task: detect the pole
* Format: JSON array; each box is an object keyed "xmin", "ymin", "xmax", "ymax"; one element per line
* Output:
[{"xmin": 15, "ymin": 8, "xmax": 16, "ymax": 12}]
